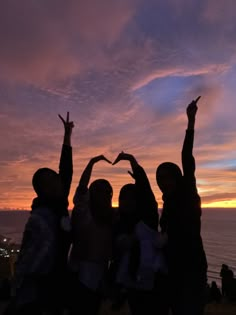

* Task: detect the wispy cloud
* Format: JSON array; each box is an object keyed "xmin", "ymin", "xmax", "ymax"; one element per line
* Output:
[{"xmin": 1, "ymin": 0, "xmax": 236, "ymax": 208}]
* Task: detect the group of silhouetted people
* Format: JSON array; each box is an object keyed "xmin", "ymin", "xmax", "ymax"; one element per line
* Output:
[
  {"xmin": 204, "ymin": 264, "xmax": 236, "ymax": 304},
  {"xmin": 4, "ymin": 98, "xmax": 208, "ymax": 315}
]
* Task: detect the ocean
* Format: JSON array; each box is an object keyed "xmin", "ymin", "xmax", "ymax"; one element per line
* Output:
[
  {"xmin": 0, "ymin": 208, "xmax": 235, "ymax": 286},
  {"xmin": 201, "ymin": 208, "xmax": 236, "ymax": 286}
]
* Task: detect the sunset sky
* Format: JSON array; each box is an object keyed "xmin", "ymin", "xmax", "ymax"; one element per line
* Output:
[{"xmin": 1, "ymin": 0, "xmax": 236, "ymax": 210}]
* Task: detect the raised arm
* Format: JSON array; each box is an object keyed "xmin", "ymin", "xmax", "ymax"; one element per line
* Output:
[
  {"xmin": 182, "ymin": 97, "xmax": 200, "ymax": 181},
  {"xmin": 73, "ymin": 155, "xmax": 111, "ymax": 205},
  {"xmin": 58, "ymin": 112, "xmax": 74, "ymax": 199},
  {"xmin": 113, "ymin": 152, "xmax": 158, "ymax": 229},
  {"xmin": 79, "ymin": 155, "xmax": 111, "ymax": 189},
  {"xmin": 113, "ymin": 151, "xmax": 138, "ymax": 175}
]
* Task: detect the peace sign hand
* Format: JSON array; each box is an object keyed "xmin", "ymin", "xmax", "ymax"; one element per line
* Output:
[{"xmin": 58, "ymin": 112, "xmax": 74, "ymax": 136}]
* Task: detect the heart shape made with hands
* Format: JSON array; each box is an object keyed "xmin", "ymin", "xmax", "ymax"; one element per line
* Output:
[
  {"xmin": 95, "ymin": 152, "xmax": 135, "ymax": 164},
  {"xmin": 95, "ymin": 151, "xmax": 136, "ymax": 178}
]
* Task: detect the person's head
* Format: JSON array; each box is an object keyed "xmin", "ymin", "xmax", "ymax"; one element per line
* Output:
[
  {"xmin": 156, "ymin": 162, "xmax": 183, "ymax": 195},
  {"xmin": 32, "ymin": 168, "xmax": 63, "ymax": 200},
  {"xmin": 118, "ymin": 184, "xmax": 137, "ymax": 216},
  {"xmin": 89, "ymin": 179, "xmax": 113, "ymax": 220},
  {"xmin": 221, "ymin": 264, "xmax": 228, "ymax": 270}
]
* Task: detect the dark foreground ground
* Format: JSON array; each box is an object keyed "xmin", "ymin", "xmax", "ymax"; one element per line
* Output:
[{"xmin": 0, "ymin": 300, "xmax": 236, "ymax": 315}]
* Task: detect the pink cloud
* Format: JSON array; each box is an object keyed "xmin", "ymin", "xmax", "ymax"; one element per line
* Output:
[
  {"xmin": 0, "ymin": 0, "xmax": 136, "ymax": 83},
  {"xmin": 1, "ymin": 0, "xmax": 236, "ymax": 209},
  {"xmin": 131, "ymin": 64, "xmax": 229, "ymax": 91},
  {"xmin": 203, "ymin": 0, "xmax": 236, "ymax": 24}
]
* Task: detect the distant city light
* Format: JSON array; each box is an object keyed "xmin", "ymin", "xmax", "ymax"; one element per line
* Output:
[{"xmin": 0, "ymin": 235, "xmax": 20, "ymax": 261}]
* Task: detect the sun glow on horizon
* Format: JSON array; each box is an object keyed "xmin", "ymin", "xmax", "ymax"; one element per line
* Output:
[
  {"xmin": 3, "ymin": 197, "xmax": 236, "ymax": 211},
  {"xmin": 202, "ymin": 200, "xmax": 236, "ymax": 208},
  {"xmin": 112, "ymin": 201, "xmax": 118, "ymax": 208}
]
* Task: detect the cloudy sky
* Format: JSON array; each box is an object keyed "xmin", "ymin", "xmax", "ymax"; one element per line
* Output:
[{"xmin": 1, "ymin": 0, "xmax": 236, "ymax": 210}]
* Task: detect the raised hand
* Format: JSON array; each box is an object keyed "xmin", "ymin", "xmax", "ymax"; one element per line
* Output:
[
  {"xmin": 59, "ymin": 112, "xmax": 74, "ymax": 137},
  {"xmin": 186, "ymin": 96, "xmax": 201, "ymax": 130},
  {"xmin": 90, "ymin": 155, "xmax": 112, "ymax": 165},
  {"xmin": 78, "ymin": 155, "xmax": 112, "ymax": 189},
  {"xmin": 113, "ymin": 152, "xmax": 138, "ymax": 178},
  {"xmin": 187, "ymin": 96, "xmax": 201, "ymax": 121},
  {"xmin": 112, "ymin": 151, "xmax": 135, "ymax": 165},
  {"xmin": 127, "ymin": 170, "xmax": 135, "ymax": 179}
]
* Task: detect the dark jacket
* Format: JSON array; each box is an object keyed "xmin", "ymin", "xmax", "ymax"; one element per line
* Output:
[{"xmin": 13, "ymin": 144, "xmax": 73, "ymax": 307}]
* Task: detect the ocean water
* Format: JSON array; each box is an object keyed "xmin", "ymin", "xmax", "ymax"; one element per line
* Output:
[
  {"xmin": 201, "ymin": 209, "xmax": 236, "ymax": 285},
  {"xmin": 0, "ymin": 208, "xmax": 235, "ymax": 286}
]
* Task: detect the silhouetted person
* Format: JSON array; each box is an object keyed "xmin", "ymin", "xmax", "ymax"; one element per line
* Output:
[
  {"xmin": 210, "ymin": 281, "xmax": 221, "ymax": 303},
  {"xmin": 112, "ymin": 152, "xmax": 168, "ymax": 315},
  {"xmin": 5, "ymin": 113, "xmax": 74, "ymax": 315},
  {"xmin": 220, "ymin": 264, "xmax": 228, "ymax": 297},
  {"xmin": 220, "ymin": 264, "xmax": 234, "ymax": 299},
  {"xmin": 156, "ymin": 97, "xmax": 208, "ymax": 315},
  {"xmin": 221, "ymin": 264, "xmax": 236, "ymax": 301},
  {"xmin": 68, "ymin": 155, "xmax": 114, "ymax": 315}
]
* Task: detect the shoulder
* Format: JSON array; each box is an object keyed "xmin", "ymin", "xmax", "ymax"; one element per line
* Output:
[{"xmin": 29, "ymin": 207, "xmax": 58, "ymax": 231}]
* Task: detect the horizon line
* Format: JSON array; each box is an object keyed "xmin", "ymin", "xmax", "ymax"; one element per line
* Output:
[{"xmin": 1, "ymin": 207, "xmax": 236, "ymax": 211}]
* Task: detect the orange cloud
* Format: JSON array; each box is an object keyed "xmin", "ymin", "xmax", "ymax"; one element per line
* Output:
[{"xmin": 1, "ymin": 0, "xmax": 236, "ymax": 210}]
